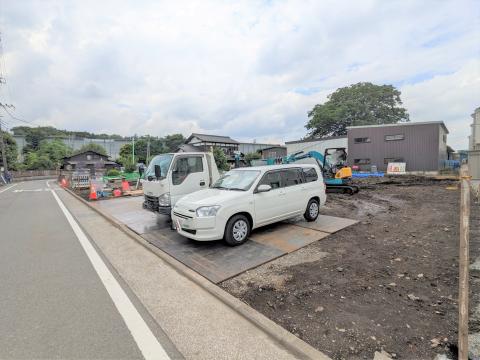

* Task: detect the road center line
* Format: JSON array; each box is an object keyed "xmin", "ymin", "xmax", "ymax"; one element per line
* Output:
[
  {"xmin": 50, "ymin": 187, "xmax": 170, "ymax": 360},
  {"xmin": 0, "ymin": 182, "xmax": 19, "ymax": 194}
]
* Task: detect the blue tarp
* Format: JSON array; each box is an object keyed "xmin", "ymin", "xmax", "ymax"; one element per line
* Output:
[{"xmin": 352, "ymin": 172, "xmax": 385, "ymax": 178}]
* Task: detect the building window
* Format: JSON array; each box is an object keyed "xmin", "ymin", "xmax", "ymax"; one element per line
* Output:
[
  {"xmin": 354, "ymin": 137, "xmax": 371, "ymax": 144},
  {"xmin": 86, "ymin": 154, "xmax": 92, "ymax": 160},
  {"xmin": 443, "ymin": 134, "xmax": 447, "ymax": 143},
  {"xmin": 385, "ymin": 134, "xmax": 405, "ymax": 141},
  {"xmin": 354, "ymin": 158, "xmax": 371, "ymax": 165},
  {"xmin": 384, "ymin": 157, "xmax": 404, "ymax": 164}
]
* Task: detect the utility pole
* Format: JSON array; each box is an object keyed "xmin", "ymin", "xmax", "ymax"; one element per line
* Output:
[
  {"xmin": 146, "ymin": 136, "xmax": 151, "ymax": 164},
  {"xmin": 132, "ymin": 135, "xmax": 135, "ymax": 164},
  {"xmin": 0, "ymin": 117, "xmax": 7, "ymax": 171}
]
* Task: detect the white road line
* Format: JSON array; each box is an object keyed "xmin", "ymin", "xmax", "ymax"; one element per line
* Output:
[
  {"xmin": 0, "ymin": 182, "xmax": 19, "ymax": 194},
  {"xmin": 50, "ymin": 188, "xmax": 170, "ymax": 360}
]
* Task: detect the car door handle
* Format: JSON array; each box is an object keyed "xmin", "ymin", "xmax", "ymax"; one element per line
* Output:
[{"xmin": 200, "ymin": 181, "xmax": 206, "ymax": 186}]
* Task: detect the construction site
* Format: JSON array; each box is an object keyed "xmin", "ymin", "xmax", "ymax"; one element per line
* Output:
[{"xmin": 50, "ymin": 148, "xmax": 478, "ymax": 360}]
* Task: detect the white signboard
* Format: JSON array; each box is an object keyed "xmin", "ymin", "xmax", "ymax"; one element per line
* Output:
[{"xmin": 387, "ymin": 162, "xmax": 406, "ymax": 174}]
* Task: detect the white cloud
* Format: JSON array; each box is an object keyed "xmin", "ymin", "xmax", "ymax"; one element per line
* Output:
[
  {"xmin": 402, "ymin": 59, "xmax": 480, "ymax": 150},
  {"xmin": 0, "ymin": 0, "xmax": 478, "ymax": 149}
]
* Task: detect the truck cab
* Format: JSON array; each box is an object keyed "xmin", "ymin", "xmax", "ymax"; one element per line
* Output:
[{"xmin": 142, "ymin": 152, "xmax": 220, "ymax": 215}]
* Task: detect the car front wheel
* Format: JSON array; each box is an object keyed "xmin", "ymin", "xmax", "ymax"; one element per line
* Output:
[
  {"xmin": 304, "ymin": 198, "xmax": 319, "ymax": 222},
  {"xmin": 224, "ymin": 214, "xmax": 250, "ymax": 246}
]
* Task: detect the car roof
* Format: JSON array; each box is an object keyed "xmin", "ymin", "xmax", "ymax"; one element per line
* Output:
[{"xmin": 232, "ymin": 164, "xmax": 319, "ymax": 172}]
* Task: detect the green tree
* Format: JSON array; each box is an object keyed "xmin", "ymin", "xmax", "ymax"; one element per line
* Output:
[
  {"xmin": 306, "ymin": 82, "xmax": 409, "ymax": 137},
  {"xmin": 73, "ymin": 143, "xmax": 107, "ymax": 156},
  {"xmin": 119, "ymin": 138, "xmax": 167, "ymax": 163},
  {"xmin": 212, "ymin": 146, "xmax": 229, "ymax": 171},
  {"xmin": 0, "ymin": 131, "xmax": 18, "ymax": 170},
  {"xmin": 244, "ymin": 152, "xmax": 261, "ymax": 164},
  {"xmin": 24, "ymin": 152, "xmax": 54, "ymax": 170},
  {"xmin": 164, "ymin": 134, "xmax": 185, "ymax": 152},
  {"xmin": 37, "ymin": 140, "xmax": 72, "ymax": 168}
]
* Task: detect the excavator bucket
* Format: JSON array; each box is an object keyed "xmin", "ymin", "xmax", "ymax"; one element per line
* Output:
[{"xmin": 335, "ymin": 166, "xmax": 352, "ymax": 179}]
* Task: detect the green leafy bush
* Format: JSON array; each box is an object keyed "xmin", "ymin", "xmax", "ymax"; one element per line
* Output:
[
  {"xmin": 213, "ymin": 147, "xmax": 229, "ymax": 171},
  {"xmin": 124, "ymin": 163, "xmax": 136, "ymax": 173},
  {"xmin": 106, "ymin": 169, "xmax": 121, "ymax": 177},
  {"xmin": 245, "ymin": 152, "xmax": 261, "ymax": 164}
]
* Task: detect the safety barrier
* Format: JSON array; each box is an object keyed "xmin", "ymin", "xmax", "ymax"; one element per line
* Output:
[{"xmin": 71, "ymin": 173, "xmax": 91, "ymax": 189}]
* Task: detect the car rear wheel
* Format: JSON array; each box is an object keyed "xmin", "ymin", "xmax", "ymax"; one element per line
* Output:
[
  {"xmin": 304, "ymin": 198, "xmax": 319, "ymax": 222},
  {"xmin": 224, "ymin": 214, "xmax": 250, "ymax": 246}
]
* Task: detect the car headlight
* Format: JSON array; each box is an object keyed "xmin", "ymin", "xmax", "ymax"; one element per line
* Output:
[
  {"xmin": 158, "ymin": 192, "xmax": 171, "ymax": 206},
  {"xmin": 196, "ymin": 205, "xmax": 220, "ymax": 217}
]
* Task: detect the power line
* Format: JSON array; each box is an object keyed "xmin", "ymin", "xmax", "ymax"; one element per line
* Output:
[{"xmin": 0, "ymin": 104, "xmax": 35, "ymax": 125}]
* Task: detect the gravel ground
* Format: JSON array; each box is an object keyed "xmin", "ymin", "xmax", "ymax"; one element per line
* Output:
[{"xmin": 222, "ymin": 176, "xmax": 480, "ymax": 360}]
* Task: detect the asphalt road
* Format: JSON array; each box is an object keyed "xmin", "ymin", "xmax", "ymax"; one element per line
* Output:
[{"xmin": 0, "ymin": 180, "xmax": 178, "ymax": 359}]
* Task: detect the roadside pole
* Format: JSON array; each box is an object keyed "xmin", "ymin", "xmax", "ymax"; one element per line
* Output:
[
  {"xmin": 132, "ymin": 135, "xmax": 135, "ymax": 165},
  {"xmin": 0, "ymin": 117, "xmax": 8, "ymax": 171},
  {"xmin": 458, "ymin": 164, "xmax": 471, "ymax": 360}
]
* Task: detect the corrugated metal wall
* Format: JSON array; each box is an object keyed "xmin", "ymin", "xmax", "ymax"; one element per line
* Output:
[
  {"xmin": 238, "ymin": 143, "xmax": 282, "ymax": 154},
  {"xmin": 286, "ymin": 137, "xmax": 348, "ymax": 155},
  {"xmin": 347, "ymin": 124, "xmax": 444, "ymax": 172}
]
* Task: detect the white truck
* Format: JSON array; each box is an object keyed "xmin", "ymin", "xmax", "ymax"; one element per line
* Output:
[{"xmin": 142, "ymin": 152, "xmax": 220, "ymax": 215}]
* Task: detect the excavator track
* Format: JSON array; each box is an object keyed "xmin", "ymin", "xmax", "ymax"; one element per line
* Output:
[{"xmin": 326, "ymin": 184, "xmax": 360, "ymax": 195}]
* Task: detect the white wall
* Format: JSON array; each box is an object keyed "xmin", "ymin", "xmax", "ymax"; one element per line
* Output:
[{"xmin": 286, "ymin": 137, "xmax": 348, "ymax": 155}]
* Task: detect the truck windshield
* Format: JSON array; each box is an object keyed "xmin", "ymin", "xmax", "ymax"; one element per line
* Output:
[
  {"xmin": 145, "ymin": 154, "xmax": 174, "ymax": 180},
  {"xmin": 212, "ymin": 170, "xmax": 260, "ymax": 191}
]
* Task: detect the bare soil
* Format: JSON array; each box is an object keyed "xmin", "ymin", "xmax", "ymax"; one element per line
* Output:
[{"xmin": 221, "ymin": 176, "xmax": 480, "ymax": 360}]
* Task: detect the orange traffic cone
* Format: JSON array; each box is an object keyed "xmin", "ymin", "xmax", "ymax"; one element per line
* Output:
[
  {"xmin": 113, "ymin": 188, "xmax": 122, "ymax": 197},
  {"xmin": 121, "ymin": 179, "xmax": 130, "ymax": 192},
  {"xmin": 89, "ymin": 184, "xmax": 98, "ymax": 200}
]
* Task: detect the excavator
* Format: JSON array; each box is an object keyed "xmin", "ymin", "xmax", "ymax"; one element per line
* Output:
[{"xmin": 283, "ymin": 148, "xmax": 359, "ymax": 194}]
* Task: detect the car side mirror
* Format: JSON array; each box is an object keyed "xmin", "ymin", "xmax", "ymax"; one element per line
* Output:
[
  {"xmin": 154, "ymin": 164, "xmax": 161, "ymax": 179},
  {"xmin": 257, "ymin": 184, "xmax": 272, "ymax": 193}
]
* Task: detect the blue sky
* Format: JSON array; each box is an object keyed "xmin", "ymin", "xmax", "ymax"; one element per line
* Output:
[{"xmin": 0, "ymin": 0, "xmax": 479, "ymax": 149}]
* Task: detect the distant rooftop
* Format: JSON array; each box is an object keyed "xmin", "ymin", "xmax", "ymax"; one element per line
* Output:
[
  {"xmin": 285, "ymin": 135, "xmax": 347, "ymax": 145},
  {"xmin": 187, "ymin": 133, "xmax": 239, "ymax": 144},
  {"xmin": 347, "ymin": 121, "xmax": 449, "ymax": 134}
]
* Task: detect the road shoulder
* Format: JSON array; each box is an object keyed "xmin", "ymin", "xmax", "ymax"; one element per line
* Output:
[{"xmin": 58, "ymin": 187, "xmax": 329, "ymax": 360}]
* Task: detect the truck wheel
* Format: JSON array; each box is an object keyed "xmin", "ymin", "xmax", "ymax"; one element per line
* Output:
[
  {"xmin": 304, "ymin": 198, "xmax": 319, "ymax": 222},
  {"xmin": 224, "ymin": 215, "xmax": 250, "ymax": 246}
]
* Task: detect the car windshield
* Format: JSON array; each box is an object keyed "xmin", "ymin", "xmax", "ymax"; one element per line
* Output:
[
  {"xmin": 144, "ymin": 154, "xmax": 174, "ymax": 179},
  {"xmin": 212, "ymin": 170, "xmax": 261, "ymax": 191}
]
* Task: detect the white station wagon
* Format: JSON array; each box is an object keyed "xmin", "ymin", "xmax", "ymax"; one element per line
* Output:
[{"xmin": 171, "ymin": 164, "xmax": 326, "ymax": 246}]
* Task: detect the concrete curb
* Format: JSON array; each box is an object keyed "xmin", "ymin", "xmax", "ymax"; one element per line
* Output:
[{"xmin": 63, "ymin": 187, "xmax": 330, "ymax": 360}]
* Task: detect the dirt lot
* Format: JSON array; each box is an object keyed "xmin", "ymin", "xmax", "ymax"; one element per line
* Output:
[{"xmin": 222, "ymin": 176, "xmax": 480, "ymax": 360}]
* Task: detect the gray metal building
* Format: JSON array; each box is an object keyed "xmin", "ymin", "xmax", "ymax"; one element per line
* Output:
[{"xmin": 347, "ymin": 122, "xmax": 449, "ymax": 172}]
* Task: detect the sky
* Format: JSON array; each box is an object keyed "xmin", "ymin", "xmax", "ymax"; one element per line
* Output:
[{"xmin": 0, "ymin": 0, "xmax": 479, "ymax": 150}]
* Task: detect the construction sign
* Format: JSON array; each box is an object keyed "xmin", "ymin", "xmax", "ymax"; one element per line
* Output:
[{"xmin": 387, "ymin": 162, "xmax": 406, "ymax": 174}]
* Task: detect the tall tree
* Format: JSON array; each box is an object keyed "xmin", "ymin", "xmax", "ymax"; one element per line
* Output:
[
  {"xmin": 306, "ymin": 82, "xmax": 409, "ymax": 138},
  {"xmin": 164, "ymin": 134, "xmax": 185, "ymax": 152},
  {"xmin": 0, "ymin": 131, "xmax": 18, "ymax": 169},
  {"xmin": 37, "ymin": 140, "xmax": 72, "ymax": 168}
]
